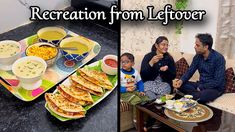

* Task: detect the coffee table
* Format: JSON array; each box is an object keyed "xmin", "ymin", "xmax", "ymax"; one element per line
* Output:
[{"xmin": 136, "ymin": 96, "xmax": 235, "ymax": 132}]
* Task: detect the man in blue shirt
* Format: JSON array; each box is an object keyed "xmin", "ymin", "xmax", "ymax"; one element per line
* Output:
[{"xmin": 173, "ymin": 33, "xmax": 226, "ymax": 103}]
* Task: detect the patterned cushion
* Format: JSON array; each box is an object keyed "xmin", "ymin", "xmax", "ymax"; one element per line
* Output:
[
  {"xmin": 225, "ymin": 67, "xmax": 235, "ymax": 93},
  {"xmin": 120, "ymin": 101, "xmax": 132, "ymax": 112},
  {"xmin": 175, "ymin": 57, "xmax": 189, "ymax": 79}
]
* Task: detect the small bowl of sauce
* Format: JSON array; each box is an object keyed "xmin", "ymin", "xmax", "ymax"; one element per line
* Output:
[{"xmin": 101, "ymin": 55, "xmax": 117, "ymax": 75}]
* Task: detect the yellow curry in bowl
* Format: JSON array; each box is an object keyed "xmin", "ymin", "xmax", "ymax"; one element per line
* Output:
[
  {"xmin": 26, "ymin": 43, "xmax": 58, "ymax": 67},
  {"xmin": 37, "ymin": 27, "xmax": 67, "ymax": 46},
  {"xmin": 59, "ymin": 37, "xmax": 91, "ymax": 62}
]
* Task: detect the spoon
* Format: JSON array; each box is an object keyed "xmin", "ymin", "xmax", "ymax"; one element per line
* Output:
[
  {"xmin": 39, "ymin": 44, "xmax": 78, "ymax": 51},
  {"xmin": 56, "ymin": 47, "xmax": 78, "ymax": 51}
]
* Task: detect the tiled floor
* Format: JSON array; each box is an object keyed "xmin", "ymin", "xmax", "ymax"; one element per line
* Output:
[{"xmin": 124, "ymin": 124, "xmax": 178, "ymax": 132}]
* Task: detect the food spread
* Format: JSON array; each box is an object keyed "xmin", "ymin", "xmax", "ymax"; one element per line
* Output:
[
  {"xmin": 45, "ymin": 65, "xmax": 116, "ymax": 120},
  {"xmin": 164, "ymin": 104, "xmax": 213, "ymax": 122}
]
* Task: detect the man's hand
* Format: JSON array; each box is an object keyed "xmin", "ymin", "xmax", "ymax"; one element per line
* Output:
[
  {"xmin": 139, "ymin": 92, "xmax": 145, "ymax": 96},
  {"xmin": 149, "ymin": 54, "xmax": 164, "ymax": 67},
  {"xmin": 172, "ymin": 79, "xmax": 183, "ymax": 89},
  {"xmin": 160, "ymin": 65, "xmax": 168, "ymax": 71}
]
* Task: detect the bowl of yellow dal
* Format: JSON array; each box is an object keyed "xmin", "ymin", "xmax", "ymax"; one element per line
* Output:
[
  {"xmin": 37, "ymin": 27, "xmax": 67, "ymax": 46},
  {"xmin": 59, "ymin": 36, "xmax": 91, "ymax": 62}
]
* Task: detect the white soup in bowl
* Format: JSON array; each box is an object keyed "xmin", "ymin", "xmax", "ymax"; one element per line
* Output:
[
  {"xmin": 0, "ymin": 40, "xmax": 21, "ymax": 58},
  {"xmin": 14, "ymin": 59, "xmax": 45, "ymax": 78}
]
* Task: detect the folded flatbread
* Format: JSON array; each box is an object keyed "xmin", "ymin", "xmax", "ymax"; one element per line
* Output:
[
  {"xmin": 45, "ymin": 93, "xmax": 86, "ymax": 119},
  {"xmin": 78, "ymin": 68, "xmax": 113, "ymax": 90},
  {"xmin": 70, "ymin": 75, "xmax": 103, "ymax": 96},
  {"xmin": 57, "ymin": 84, "xmax": 94, "ymax": 106}
]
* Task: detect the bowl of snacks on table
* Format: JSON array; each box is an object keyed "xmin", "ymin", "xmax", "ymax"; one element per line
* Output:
[
  {"xmin": 184, "ymin": 95, "xmax": 193, "ymax": 99},
  {"xmin": 59, "ymin": 36, "xmax": 91, "ymax": 62},
  {"xmin": 12, "ymin": 56, "xmax": 47, "ymax": 90},
  {"xmin": 173, "ymin": 100, "xmax": 185, "ymax": 110},
  {"xmin": 101, "ymin": 54, "xmax": 117, "ymax": 75},
  {"xmin": 0, "ymin": 40, "xmax": 21, "ymax": 71},
  {"xmin": 155, "ymin": 94, "xmax": 175, "ymax": 104},
  {"xmin": 37, "ymin": 27, "xmax": 67, "ymax": 46},
  {"xmin": 25, "ymin": 42, "xmax": 58, "ymax": 67}
]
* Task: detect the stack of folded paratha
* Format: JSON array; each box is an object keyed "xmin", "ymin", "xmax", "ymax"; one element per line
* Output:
[
  {"xmin": 45, "ymin": 93, "xmax": 86, "ymax": 119},
  {"xmin": 45, "ymin": 67, "xmax": 113, "ymax": 119}
]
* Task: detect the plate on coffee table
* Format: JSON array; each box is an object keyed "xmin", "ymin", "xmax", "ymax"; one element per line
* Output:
[
  {"xmin": 163, "ymin": 98, "xmax": 198, "ymax": 113},
  {"xmin": 164, "ymin": 104, "xmax": 213, "ymax": 122}
]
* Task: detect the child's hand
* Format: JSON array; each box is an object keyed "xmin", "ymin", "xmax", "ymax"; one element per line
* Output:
[
  {"xmin": 127, "ymin": 86, "xmax": 135, "ymax": 92},
  {"xmin": 139, "ymin": 92, "xmax": 145, "ymax": 96},
  {"xmin": 160, "ymin": 65, "xmax": 168, "ymax": 71}
]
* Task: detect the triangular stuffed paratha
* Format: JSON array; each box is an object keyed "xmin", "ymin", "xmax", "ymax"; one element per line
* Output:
[
  {"xmin": 57, "ymin": 84, "xmax": 94, "ymax": 106},
  {"xmin": 70, "ymin": 75, "xmax": 103, "ymax": 96},
  {"xmin": 78, "ymin": 68, "xmax": 113, "ymax": 90},
  {"xmin": 45, "ymin": 93, "xmax": 86, "ymax": 119}
]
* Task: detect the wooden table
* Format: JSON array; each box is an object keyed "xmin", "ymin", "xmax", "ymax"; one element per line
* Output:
[{"xmin": 136, "ymin": 98, "xmax": 235, "ymax": 132}]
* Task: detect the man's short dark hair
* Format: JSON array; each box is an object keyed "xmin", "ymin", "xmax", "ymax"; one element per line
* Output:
[
  {"xmin": 195, "ymin": 33, "xmax": 213, "ymax": 50},
  {"xmin": 121, "ymin": 52, "xmax": 134, "ymax": 62}
]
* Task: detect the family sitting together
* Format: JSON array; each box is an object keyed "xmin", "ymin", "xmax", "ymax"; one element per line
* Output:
[{"xmin": 120, "ymin": 33, "xmax": 226, "ymax": 130}]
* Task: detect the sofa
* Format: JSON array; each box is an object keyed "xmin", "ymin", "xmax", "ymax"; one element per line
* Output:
[{"xmin": 120, "ymin": 52, "xmax": 235, "ymax": 132}]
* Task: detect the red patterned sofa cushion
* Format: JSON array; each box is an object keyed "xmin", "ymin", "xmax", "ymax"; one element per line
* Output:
[
  {"xmin": 120, "ymin": 101, "xmax": 132, "ymax": 112},
  {"xmin": 225, "ymin": 67, "xmax": 235, "ymax": 93},
  {"xmin": 175, "ymin": 57, "xmax": 189, "ymax": 79}
]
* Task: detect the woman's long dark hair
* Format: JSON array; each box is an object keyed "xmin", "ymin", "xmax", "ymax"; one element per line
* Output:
[
  {"xmin": 151, "ymin": 36, "xmax": 173, "ymax": 59},
  {"xmin": 151, "ymin": 36, "xmax": 168, "ymax": 52}
]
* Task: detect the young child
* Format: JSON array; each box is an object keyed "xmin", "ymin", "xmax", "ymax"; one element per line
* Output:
[{"xmin": 120, "ymin": 52, "xmax": 149, "ymax": 105}]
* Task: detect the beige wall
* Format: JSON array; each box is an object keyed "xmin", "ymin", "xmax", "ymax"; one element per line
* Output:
[
  {"xmin": 121, "ymin": 0, "xmax": 219, "ymax": 55},
  {"xmin": 0, "ymin": 0, "xmax": 70, "ymax": 34},
  {"xmin": 121, "ymin": 0, "xmax": 179, "ymax": 56},
  {"xmin": 179, "ymin": 0, "xmax": 219, "ymax": 54}
]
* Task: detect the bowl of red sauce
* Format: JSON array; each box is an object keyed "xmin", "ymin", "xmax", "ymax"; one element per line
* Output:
[{"xmin": 101, "ymin": 54, "xmax": 117, "ymax": 75}]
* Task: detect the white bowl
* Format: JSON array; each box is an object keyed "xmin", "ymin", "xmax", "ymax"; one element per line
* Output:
[
  {"xmin": 0, "ymin": 40, "xmax": 21, "ymax": 70},
  {"xmin": 25, "ymin": 42, "xmax": 58, "ymax": 67},
  {"xmin": 166, "ymin": 100, "xmax": 175, "ymax": 108},
  {"xmin": 174, "ymin": 102, "xmax": 184, "ymax": 109},
  {"xmin": 101, "ymin": 55, "xmax": 117, "ymax": 75},
  {"xmin": 12, "ymin": 56, "xmax": 47, "ymax": 90}
]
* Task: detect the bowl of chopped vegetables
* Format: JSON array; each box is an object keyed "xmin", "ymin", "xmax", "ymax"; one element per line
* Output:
[{"xmin": 25, "ymin": 42, "xmax": 58, "ymax": 67}]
